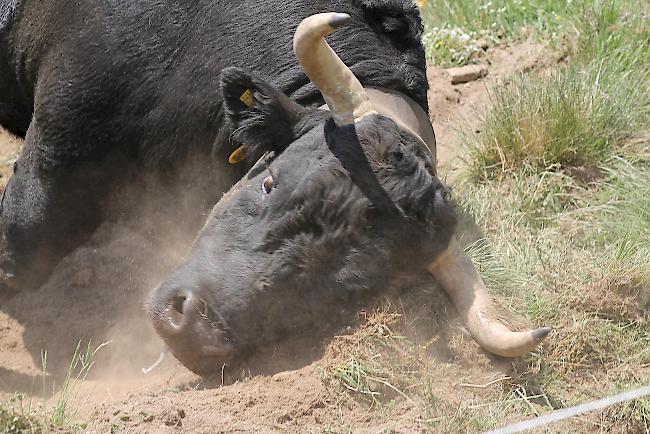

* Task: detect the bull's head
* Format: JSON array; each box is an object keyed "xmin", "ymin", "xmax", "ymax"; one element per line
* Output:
[{"xmin": 147, "ymin": 13, "xmax": 550, "ymax": 375}]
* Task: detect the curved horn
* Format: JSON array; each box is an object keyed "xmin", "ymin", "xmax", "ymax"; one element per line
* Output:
[
  {"xmin": 429, "ymin": 238, "xmax": 551, "ymax": 357},
  {"xmin": 293, "ymin": 13, "xmax": 374, "ymax": 125}
]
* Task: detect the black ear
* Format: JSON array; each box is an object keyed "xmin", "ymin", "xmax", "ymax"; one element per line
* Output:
[{"xmin": 220, "ymin": 67, "xmax": 309, "ymax": 163}]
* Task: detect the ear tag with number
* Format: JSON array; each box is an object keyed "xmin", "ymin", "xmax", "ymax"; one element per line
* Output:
[
  {"xmin": 239, "ymin": 88, "xmax": 254, "ymax": 108},
  {"xmin": 229, "ymin": 144, "xmax": 250, "ymax": 164}
]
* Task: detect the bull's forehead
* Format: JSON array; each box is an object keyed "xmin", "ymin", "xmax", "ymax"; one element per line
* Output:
[
  {"xmin": 233, "ymin": 114, "xmax": 426, "ymax": 214},
  {"xmin": 242, "ymin": 124, "xmax": 329, "ymax": 185}
]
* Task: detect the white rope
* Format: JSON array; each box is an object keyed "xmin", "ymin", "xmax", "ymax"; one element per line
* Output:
[
  {"xmin": 142, "ymin": 351, "xmax": 168, "ymax": 375},
  {"xmin": 483, "ymin": 384, "xmax": 650, "ymax": 434}
]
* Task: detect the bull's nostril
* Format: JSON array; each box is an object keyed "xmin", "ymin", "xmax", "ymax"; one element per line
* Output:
[
  {"xmin": 160, "ymin": 290, "xmax": 195, "ymax": 331},
  {"xmin": 171, "ymin": 294, "xmax": 187, "ymax": 315}
]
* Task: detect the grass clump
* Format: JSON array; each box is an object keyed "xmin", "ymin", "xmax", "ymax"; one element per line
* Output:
[
  {"xmin": 0, "ymin": 395, "xmax": 41, "ymax": 434},
  {"xmin": 465, "ymin": 1, "xmax": 649, "ymax": 180},
  {"xmin": 468, "ymin": 61, "xmax": 647, "ymax": 179},
  {"xmin": 50, "ymin": 341, "xmax": 110, "ymax": 427}
]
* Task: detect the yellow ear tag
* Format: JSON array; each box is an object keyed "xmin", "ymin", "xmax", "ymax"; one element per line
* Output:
[
  {"xmin": 239, "ymin": 88, "xmax": 254, "ymax": 108},
  {"xmin": 229, "ymin": 144, "xmax": 250, "ymax": 164}
]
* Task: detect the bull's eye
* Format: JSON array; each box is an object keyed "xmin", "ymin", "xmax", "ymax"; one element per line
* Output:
[{"xmin": 261, "ymin": 175, "xmax": 276, "ymax": 194}]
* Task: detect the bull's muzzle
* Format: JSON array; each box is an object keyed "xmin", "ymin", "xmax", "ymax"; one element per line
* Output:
[{"xmin": 147, "ymin": 287, "xmax": 234, "ymax": 374}]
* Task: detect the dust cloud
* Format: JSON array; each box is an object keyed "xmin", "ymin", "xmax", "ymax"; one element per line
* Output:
[{"xmin": 0, "ymin": 145, "xmax": 217, "ymax": 399}]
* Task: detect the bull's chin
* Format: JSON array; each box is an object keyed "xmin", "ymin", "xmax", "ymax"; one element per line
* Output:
[
  {"xmin": 149, "ymin": 318, "xmax": 236, "ymax": 376},
  {"xmin": 168, "ymin": 347, "xmax": 234, "ymax": 377}
]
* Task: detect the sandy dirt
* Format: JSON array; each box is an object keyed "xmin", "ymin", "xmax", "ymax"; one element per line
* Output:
[{"xmin": 0, "ymin": 40, "xmax": 556, "ymax": 432}]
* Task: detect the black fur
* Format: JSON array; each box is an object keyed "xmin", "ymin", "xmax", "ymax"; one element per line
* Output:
[
  {"xmin": 324, "ymin": 118, "xmax": 405, "ymax": 215},
  {"xmin": 0, "ymin": 0, "xmax": 430, "ymax": 291}
]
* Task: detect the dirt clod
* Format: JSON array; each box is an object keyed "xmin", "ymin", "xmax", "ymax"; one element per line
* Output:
[
  {"xmin": 162, "ymin": 408, "xmax": 186, "ymax": 427},
  {"xmin": 447, "ymin": 64, "xmax": 489, "ymax": 84}
]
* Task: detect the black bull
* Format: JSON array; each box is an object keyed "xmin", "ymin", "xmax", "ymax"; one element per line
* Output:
[
  {"xmin": 0, "ymin": 0, "xmax": 428, "ymax": 290},
  {"xmin": 0, "ymin": 0, "xmax": 549, "ymax": 374}
]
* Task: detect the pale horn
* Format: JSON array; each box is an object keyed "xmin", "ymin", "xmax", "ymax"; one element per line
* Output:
[
  {"xmin": 293, "ymin": 13, "xmax": 374, "ymax": 125},
  {"xmin": 428, "ymin": 238, "xmax": 551, "ymax": 357}
]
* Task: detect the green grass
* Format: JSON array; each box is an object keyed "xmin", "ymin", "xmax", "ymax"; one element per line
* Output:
[
  {"xmin": 422, "ymin": 26, "xmax": 483, "ymax": 67},
  {"xmin": 0, "ymin": 341, "xmax": 108, "ymax": 433},
  {"xmin": 468, "ymin": 61, "xmax": 648, "ymax": 179},
  {"xmin": 419, "ymin": 0, "xmax": 580, "ymax": 66},
  {"xmin": 420, "ymin": 0, "xmax": 649, "ymax": 67},
  {"xmin": 421, "ymin": 0, "xmax": 648, "ymax": 44},
  {"xmin": 454, "ymin": 147, "xmax": 650, "ymax": 430},
  {"xmin": 575, "ymin": 0, "xmax": 650, "ymax": 67},
  {"xmin": 421, "ymin": 0, "xmax": 576, "ymax": 38},
  {"xmin": 463, "ymin": 0, "xmax": 650, "ymax": 179}
]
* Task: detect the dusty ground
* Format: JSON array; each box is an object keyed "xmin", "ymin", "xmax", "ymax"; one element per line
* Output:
[{"xmin": 0, "ymin": 41, "xmax": 558, "ymax": 433}]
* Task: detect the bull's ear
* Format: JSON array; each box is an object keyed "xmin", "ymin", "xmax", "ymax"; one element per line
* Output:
[{"xmin": 220, "ymin": 67, "xmax": 308, "ymax": 163}]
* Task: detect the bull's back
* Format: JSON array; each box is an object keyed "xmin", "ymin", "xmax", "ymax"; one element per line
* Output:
[
  {"xmin": 0, "ymin": 0, "xmax": 31, "ymax": 137},
  {"xmin": 1, "ymin": 0, "xmax": 428, "ymax": 158}
]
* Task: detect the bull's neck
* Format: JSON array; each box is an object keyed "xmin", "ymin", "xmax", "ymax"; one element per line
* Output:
[{"xmin": 365, "ymin": 87, "xmax": 435, "ymax": 152}]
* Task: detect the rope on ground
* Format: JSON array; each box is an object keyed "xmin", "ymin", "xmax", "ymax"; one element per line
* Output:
[{"xmin": 483, "ymin": 384, "xmax": 650, "ymax": 434}]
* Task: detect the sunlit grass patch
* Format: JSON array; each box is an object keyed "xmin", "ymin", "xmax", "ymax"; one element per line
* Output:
[
  {"xmin": 415, "ymin": 1, "xmax": 649, "ymax": 430},
  {"xmin": 420, "ymin": 0, "xmax": 648, "ymax": 49},
  {"xmin": 420, "ymin": 0, "xmax": 577, "ymax": 41},
  {"xmin": 459, "ymin": 150, "xmax": 650, "ymax": 313},
  {"xmin": 454, "ymin": 146, "xmax": 650, "ymax": 429},
  {"xmin": 575, "ymin": 0, "xmax": 650, "ymax": 68},
  {"xmin": 467, "ymin": 62, "xmax": 648, "ymax": 180}
]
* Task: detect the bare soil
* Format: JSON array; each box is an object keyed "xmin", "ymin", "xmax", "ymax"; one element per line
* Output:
[{"xmin": 0, "ymin": 41, "xmax": 557, "ymax": 433}]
